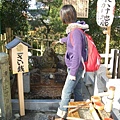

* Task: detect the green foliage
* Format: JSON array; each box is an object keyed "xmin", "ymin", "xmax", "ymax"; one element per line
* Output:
[
  {"xmin": 1, "ymin": 0, "xmax": 30, "ymax": 34},
  {"xmin": 1, "ymin": 0, "xmax": 120, "ymax": 54},
  {"xmin": 110, "ymin": 1, "xmax": 120, "ymax": 49},
  {"xmin": 49, "ymin": 0, "xmax": 66, "ymax": 34},
  {"xmin": 0, "ymin": 0, "xmax": 2, "ymax": 9},
  {"xmin": 28, "ymin": 0, "xmax": 66, "ymax": 38}
]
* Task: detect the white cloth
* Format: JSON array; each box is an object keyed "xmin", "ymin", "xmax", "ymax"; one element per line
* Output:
[{"xmin": 69, "ymin": 75, "xmax": 76, "ymax": 80}]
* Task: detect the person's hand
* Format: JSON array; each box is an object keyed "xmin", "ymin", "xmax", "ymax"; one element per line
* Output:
[
  {"xmin": 51, "ymin": 41, "xmax": 59, "ymax": 46},
  {"xmin": 69, "ymin": 75, "xmax": 76, "ymax": 80}
]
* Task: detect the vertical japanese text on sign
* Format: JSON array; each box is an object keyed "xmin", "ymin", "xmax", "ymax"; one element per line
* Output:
[
  {"xmin": 17, "ymin": 53, "xmax": 24, "ymax": 72},
  {"xmin": 96, "ymin": 0, "xmax": 115, "ymax": 27}
]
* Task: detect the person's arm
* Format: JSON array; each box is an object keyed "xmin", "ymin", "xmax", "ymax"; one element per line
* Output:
[
  {"xmin": 52, "ymin": 36, "xmax": 68, "ymax": 46},
  {"xmin": 60, "ymin": 36, "xmax": 68, "ymax": 44}
]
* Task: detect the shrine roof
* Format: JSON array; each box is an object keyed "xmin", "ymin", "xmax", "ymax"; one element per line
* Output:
[{"xmin": 6, "ymin": 37, "xmax": 31, "ymax": 50}]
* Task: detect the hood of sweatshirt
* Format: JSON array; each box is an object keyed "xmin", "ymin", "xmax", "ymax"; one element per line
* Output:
[{"xmin": 66, "ymin": 21, "xmax": 89, "ymax": 34}]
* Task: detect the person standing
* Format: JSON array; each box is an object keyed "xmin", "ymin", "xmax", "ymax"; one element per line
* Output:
[{"xmin": 54, "ymin": 4, "xmax": 89, "ymax": 120}]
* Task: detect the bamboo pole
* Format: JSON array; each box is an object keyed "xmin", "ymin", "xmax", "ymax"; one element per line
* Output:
[
  {"xmin": 66, "ymin": 117, "xmax": 92, "ymax": 120},
  {"xmin": 87, "ymin": 99, "xmax": 101, "ymax": 120},
  {"xmin": 104, "ymin": 86, "xmax": 116, "ymax": 112}
]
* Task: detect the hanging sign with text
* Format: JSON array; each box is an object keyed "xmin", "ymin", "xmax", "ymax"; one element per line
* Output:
[
  {"xmin": 96, "ymin": 0, "xmax": 115, "ymax": 27},
  {"xmin": 63, "ymin": 0, "xmax": 89, "ymax": 18}
]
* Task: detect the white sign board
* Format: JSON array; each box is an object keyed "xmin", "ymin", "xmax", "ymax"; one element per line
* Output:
[{"xmin": 96, "ymin": 0, "xmax": 115, "ymax": 27}]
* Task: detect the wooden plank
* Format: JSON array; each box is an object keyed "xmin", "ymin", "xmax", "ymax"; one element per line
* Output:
[
  {"xmin": 97, "ymin": 109, "xmax": 110, "ymax": 120},
  {"xmin": 67, "ymin": 102, "xmax": 82, "ymax": 118},
  {"xmin": 67, "ymin": 102, "xmax": 93, "ymax": 119},
  {"xmin": 67, "ymin": 101, "xmax": 112, "ymax": 120}
]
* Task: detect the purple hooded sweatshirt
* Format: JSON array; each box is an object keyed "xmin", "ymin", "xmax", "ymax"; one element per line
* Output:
[{"xmin": 61, "ymin": 27, "xmax": 87, "ymax": 76}]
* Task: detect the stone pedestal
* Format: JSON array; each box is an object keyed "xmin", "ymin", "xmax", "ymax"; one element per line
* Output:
[{"xmin": 0, "ymin": 53, "xmax": 12, "ymax": 120}]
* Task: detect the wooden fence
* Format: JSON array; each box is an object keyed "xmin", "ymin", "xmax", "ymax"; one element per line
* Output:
[{"xmin": 0, "ymin": 28, "xmax": 66, "ymax": 56}]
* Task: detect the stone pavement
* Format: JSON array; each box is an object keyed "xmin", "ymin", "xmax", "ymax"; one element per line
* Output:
[{"xmin": 11, "ymin": 110, "xmax": 56, "ymax": 120}]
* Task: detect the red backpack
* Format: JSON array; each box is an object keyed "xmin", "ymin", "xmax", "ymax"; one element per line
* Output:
[{"xmin": 70, "ymin": 28, "xmax": 101, "ymax": 72}]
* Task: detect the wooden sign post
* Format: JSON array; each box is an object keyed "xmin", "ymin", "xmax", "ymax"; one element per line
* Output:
[
  {"xmin": 96, "ymin": 0, "xmax": 115, "ymax": 69},
  {"xmin": 6, "ymin": 37, "xmax": 31, "ymax": 116},
  {"xmin": 17, "ymin": 72, "xmax": 25, "ymax": 115}
]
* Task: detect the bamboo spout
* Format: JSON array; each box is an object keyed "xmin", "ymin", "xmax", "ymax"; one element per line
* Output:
[
  {"xmin": 95, "ymin": 92, "xmax": 109, "ymax": 97},
  {"xmin": 87, "ymin": 99, "xmax": 101, "ymax": 120},
  {"xmin": 95, "ymin": 86, "xmax": 116, "ymax": 98},
  {"xmin": 104, "ymin": 86, "xmax": 116, "ymax": 112}
]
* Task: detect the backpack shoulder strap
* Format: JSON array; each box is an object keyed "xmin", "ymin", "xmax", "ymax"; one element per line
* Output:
[{"xmin": 70, "ymin": 28, "xmax": 83, "ymax": 46}]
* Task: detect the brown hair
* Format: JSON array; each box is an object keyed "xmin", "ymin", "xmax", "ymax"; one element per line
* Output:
[{"xmin": 60, "ymin": 5, "xmax": 77, "ymax": 24}]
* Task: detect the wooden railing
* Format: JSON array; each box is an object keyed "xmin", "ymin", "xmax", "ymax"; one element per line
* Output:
[
  {"xmin": 0, "ymin": 28, "xmax": 66, "ymax": 56},
  {"xmin": 0, "ymin": 33, "xmax": 7, "ymax": 53}
]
